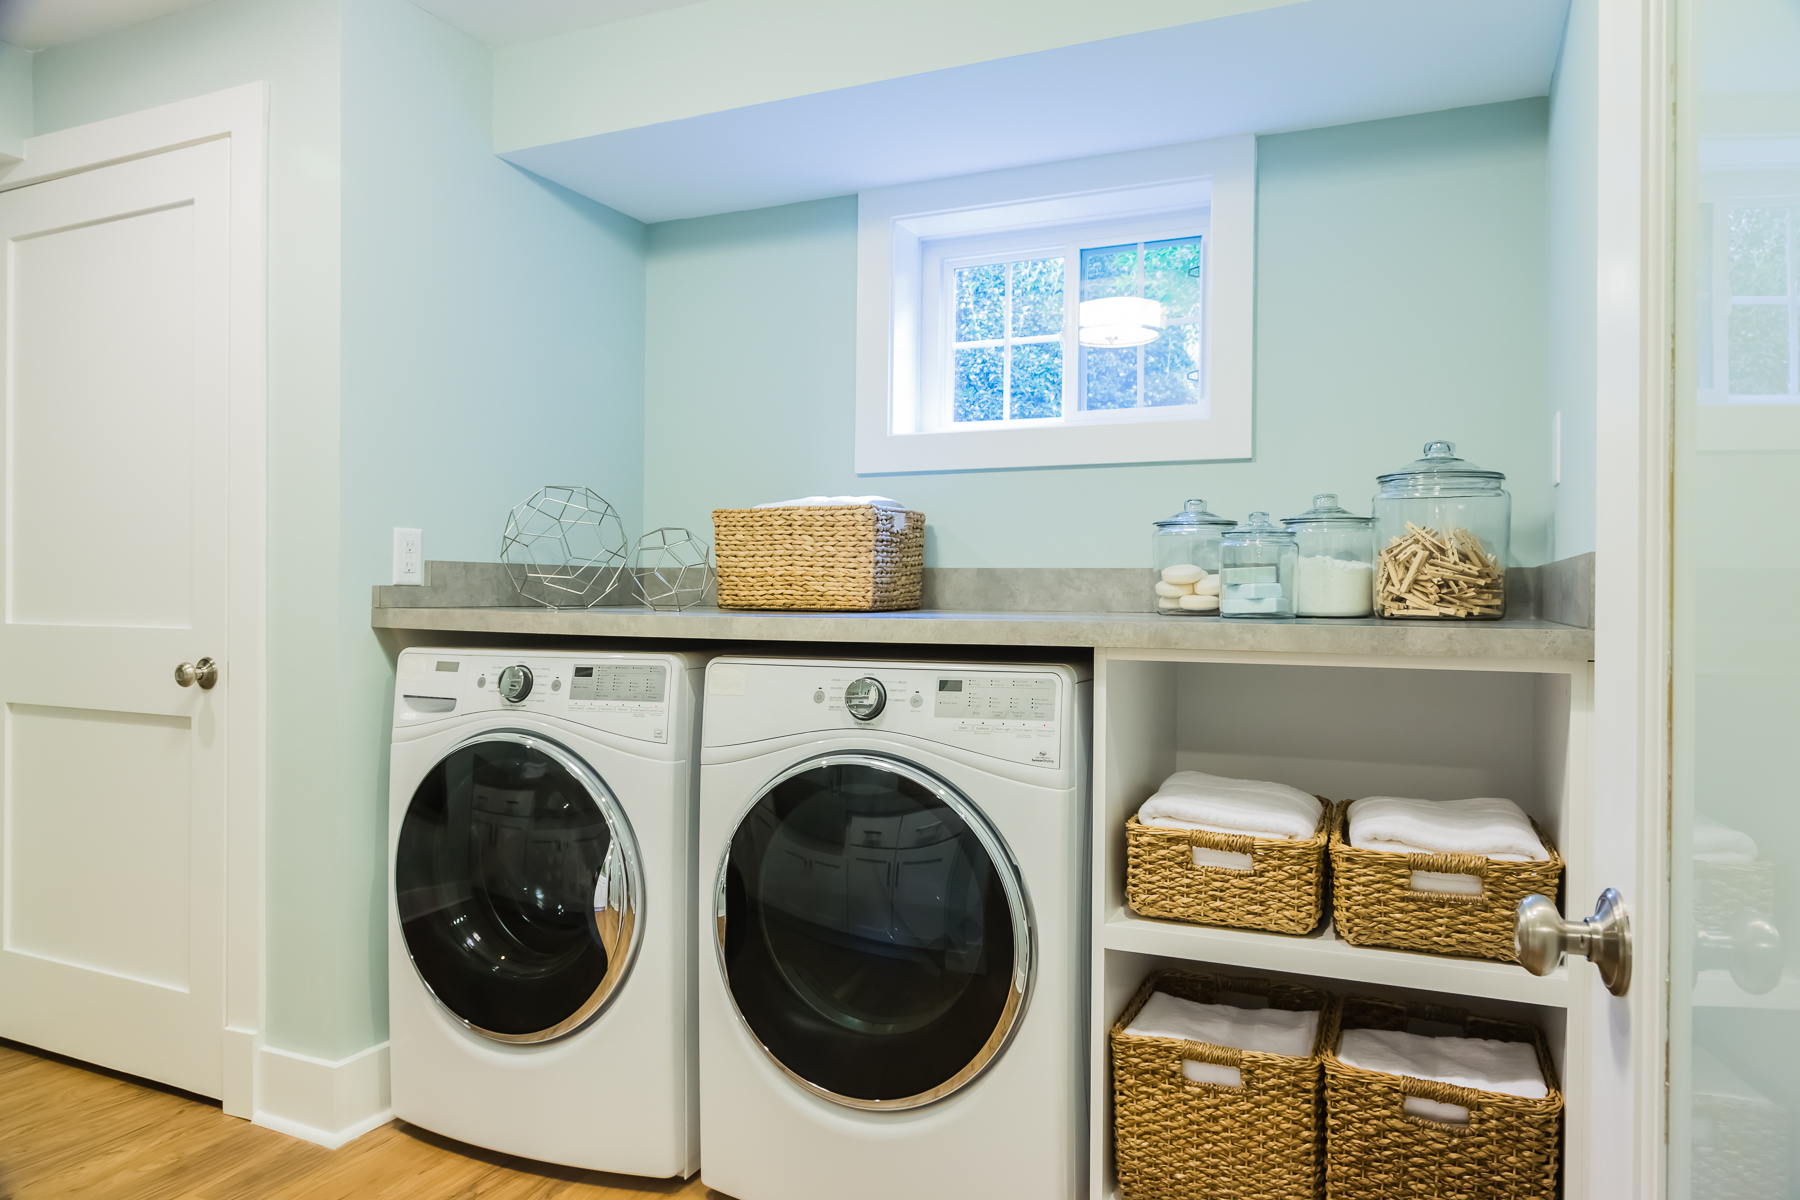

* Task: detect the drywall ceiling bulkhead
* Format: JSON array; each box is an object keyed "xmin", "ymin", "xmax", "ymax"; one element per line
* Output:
[{"xmin": 496, "ymin": 0, "xmax": 1571, "ymax": 223}]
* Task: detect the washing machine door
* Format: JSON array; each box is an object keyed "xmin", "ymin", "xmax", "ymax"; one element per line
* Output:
[
  {"xmin": 716, "ymin": 753, "xmax": 1032, "ymax": 1110},
  {"xmin": 396, "ymin": 731, "xmax": 643, "ymax": 1043}
]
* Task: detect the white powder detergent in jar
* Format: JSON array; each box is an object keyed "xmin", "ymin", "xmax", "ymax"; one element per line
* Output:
[{"xmin": 1282, "ymin": 494, "xmax": 1376, "ymax": 617}]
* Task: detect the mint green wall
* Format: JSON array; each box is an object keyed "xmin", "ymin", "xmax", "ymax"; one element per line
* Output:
[
  {"xmin": 1548, "ymin": 0, "xmax": 1598, "ymax": 560},
  {"xmin": 0, "ymin": 41, "xmax": 30, "ymax": 161},
  {"xmin": 643, "ymin": 99, "xmax": 1553, "ymax": 567},
  {"xmin": 33, "ymin": 0, "xmax": 352, "ymax": 1059},
  {"xmin": 337, "ymin": 0, "xmax": 647, "ymax": 1048}
]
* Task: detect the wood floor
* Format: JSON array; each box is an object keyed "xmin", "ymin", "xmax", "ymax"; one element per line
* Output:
[{"xmin": 0, "ymin": 1040, "xmax": 724, "ymax": 1200}]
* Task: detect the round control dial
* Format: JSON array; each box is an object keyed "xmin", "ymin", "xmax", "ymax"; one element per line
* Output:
[
  {"xmin": 497, "ymin": 664, "xmax": 534, "ymax": 703},
  {"xmin": 843, "ymin": 677, "xmax": 886, "ymax": 721}
]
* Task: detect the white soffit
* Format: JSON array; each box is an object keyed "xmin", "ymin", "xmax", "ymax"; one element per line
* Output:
[
  {"xmin": 501, "ymin": 0, "xmax": 1571, "ymax": 224},
  {"xmin": 406, "ymin": 0, "xmax": 704, "ymax": 48}
]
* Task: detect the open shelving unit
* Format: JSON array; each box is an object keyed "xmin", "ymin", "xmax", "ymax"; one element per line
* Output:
[{"xmin": 1087, "ymin": 645, "xmax": 1595, "ymax": 1200}]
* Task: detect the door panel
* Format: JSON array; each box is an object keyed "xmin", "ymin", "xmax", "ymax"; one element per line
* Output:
[
  {"xmin": 0, "ymin": 138, "xmax": 231, "ymax": 1098},
  {"xmin": 8, "ymin": 202, "xmax": 197, "ymax": 629},
  {"xmin": 4, "ymin": 703, "xmax": 193, "ymax": 991}
]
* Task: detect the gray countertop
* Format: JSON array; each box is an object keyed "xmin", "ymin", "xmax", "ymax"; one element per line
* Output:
[{"xmin": 373, "ymin": 602, "xmax": 1592, "ymax": 661}]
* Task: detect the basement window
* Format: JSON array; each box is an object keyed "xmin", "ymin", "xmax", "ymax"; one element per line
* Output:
[{"xmin": 856, "ymin": 135, "xmax": 1256, "ymax": 473}]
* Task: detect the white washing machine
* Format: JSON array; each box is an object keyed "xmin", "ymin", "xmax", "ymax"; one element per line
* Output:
[
  {"xmin": 387, "ymin": 647, "xmax": 707, "ymax": 1176},
  {"xmin": 697, "ymin": 656, "xmax": 1092, "ymax": 1200}
]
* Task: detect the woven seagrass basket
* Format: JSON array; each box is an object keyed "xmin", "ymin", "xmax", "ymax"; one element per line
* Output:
[
  {"xmin": 1691, "ymin": 1088, "xmax": 1789, "ymax": 1199},
  {"xmin": 1324, "ymin": 996, "xmax": 1562, "ymax": 1200},
  {"xmin": 711, "ymin": 506, "xmax": 924, "ymax": 611},
  {"xmin": 1124, "ymin": 800, "xmax": 1333, "ymax": 935},
  {"xmin": 1112, "ymin": 969, "xmax": 1337, "ymax": 1200},
  {"xmin": 1329, "ymin": 803, "xmax": 1563, "ymax": 962}
]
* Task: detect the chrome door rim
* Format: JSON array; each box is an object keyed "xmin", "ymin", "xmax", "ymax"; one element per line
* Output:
[
  {"xmin": 399, "ymin": 729, "xmax": 645, "ymax": 1045},
  {"xmin": 713, "ymin": 751, "xmax": 1034, "ymax": 1111}
]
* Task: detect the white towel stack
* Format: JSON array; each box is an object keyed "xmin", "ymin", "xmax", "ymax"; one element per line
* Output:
[
  {"xmin": 1336, "ymin": 1027, "xmax": 1546, "ymax": 1123},
  {"xmin": 1137, "ymin": 771, "xmax": 1324, "ymax": 870},
  {"xmin": 752, "ymin": 495, "xmax": 903, "ymax": 509},
  {"xmin": 1347, "ymin": 795, "xmax": 1548, "ymax": 896},
  {"xmin": 1693, "ymin": 818, "xmax": 1759, "ymax": 865},
  {"xmin": 1123, "ymin": 990, "xmax": 1321, "ymax": 1087}
]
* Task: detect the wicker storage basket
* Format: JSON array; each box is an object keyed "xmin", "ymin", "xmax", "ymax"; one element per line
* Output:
[
  {"xmin": 1124, "ymin": 800, "xmax": 1333, "ymax": 935},
  {"xmin": 711, "ymin": 505, "xmax": 924, "ymax": 611},
  {"xmin": 1324, "ymin": 995, "xmax": 1562, "ymax": 1200},
  {"xmin": 1329, "ymin": 803, "xmax": 1563, "ymax": 962},
  {"xmin": 1112, "ymin": 969, "xmax": 1338, "ymax": 1200}
]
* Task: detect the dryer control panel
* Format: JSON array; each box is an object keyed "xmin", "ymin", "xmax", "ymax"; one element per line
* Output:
[
  {"xmin": 704, "ymin": 660, "xmax": 1074, "ymax": 769},
  {"xmin": 394, "ymin": 650, "xmax": 674, "ymax": 744}
]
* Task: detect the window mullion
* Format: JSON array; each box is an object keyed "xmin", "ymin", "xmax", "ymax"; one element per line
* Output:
[
  {"xmin": 1789, "ymin": 207, "xmax": 1798, "ymax": 396},
  {"xmin": 1002, "ymin": 262, "xmax": 1013, "ymax": 421}
]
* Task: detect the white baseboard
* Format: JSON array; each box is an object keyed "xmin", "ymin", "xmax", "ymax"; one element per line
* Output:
[{"xmin": 253, "ymin": 1041, "xmax": 392, "ymax": 1149}]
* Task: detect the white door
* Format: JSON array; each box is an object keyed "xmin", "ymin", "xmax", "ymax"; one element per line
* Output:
[{"xmin": 0, "ymin": 137, "xmax": 233, "ymax": 1098}]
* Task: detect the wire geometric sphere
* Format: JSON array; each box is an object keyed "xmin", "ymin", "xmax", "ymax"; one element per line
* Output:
[
  {"xmin": 501, "ymin": 486, "xmax": 629, "ymax": 610},
  {"xmin": 634, "ymin": 527, "xmax": 713, "ymax": 611}
]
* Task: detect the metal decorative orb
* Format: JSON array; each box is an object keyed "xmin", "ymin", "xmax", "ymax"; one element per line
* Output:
[
  {"xmin": 634, "ymin": 527, "xmax": 713, "ymax": 612},
  {"xmin": 500, "ymin": 487, "xmax": 629, "ymax": 610}
]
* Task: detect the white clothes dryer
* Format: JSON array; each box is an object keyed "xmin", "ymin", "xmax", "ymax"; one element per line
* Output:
[
  {"xmin": 697, "ymin": 656, "xmax": 1091, "ymax": 1200},
  {"xmin": 387, "ymin": 647, "xmax": 707, "ymax": 1176}
]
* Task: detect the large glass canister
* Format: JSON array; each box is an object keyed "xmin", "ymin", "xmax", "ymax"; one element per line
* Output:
[
  {"xmin": 1150, "ymin": 499, "xmax": 1236, "ymax": 615},
  {"xmin": 1281, "ymin": 494, "xmax": 1376, "ymax": 618},
  {"xmin": 1371, "ymin": 441, "xmax": 1510, "ymax": 619},
  {"xmin": 1219, "ymin": 512, "xmax": 1296, "ymax": 619}
]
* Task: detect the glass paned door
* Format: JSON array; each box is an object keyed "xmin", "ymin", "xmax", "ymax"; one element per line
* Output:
[
  {"xmin": 1673, "ymin": 2, "xmax": 1800, "ymax": 1195},
  {"xmin": 715, "ymin": 755, "xmax": 1031, "ymax": 1110}
]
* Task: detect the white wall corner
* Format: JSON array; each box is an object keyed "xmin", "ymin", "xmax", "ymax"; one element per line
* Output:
[
  {"xmin": 0, "ymin": 40, "xmax": 32, "ymax": 166},
  {"xmin": 254, "ymin": 1041, "xmax": 392, "ymax": 1149}
]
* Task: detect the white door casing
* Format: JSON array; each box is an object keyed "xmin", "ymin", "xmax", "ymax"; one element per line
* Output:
[{"xmin": 0, "ymin": 86, "xmax": 266, "ymax": 1116}]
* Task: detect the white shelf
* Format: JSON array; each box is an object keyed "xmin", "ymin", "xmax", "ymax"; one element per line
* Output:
[{"xmin": 1102, "ymin": 906, "xmax": 1571, "ymax": 1008}]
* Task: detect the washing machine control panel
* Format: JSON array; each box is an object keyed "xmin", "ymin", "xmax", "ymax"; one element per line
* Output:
[
  {"xmin": 395, "ymin": 653, "xmax": 671, "ymax": 743},
  {"xmin": 707, "ymin": 662, "xmax": 1067, "ymax": 769}
]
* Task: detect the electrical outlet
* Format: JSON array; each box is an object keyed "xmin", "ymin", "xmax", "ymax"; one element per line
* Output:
[{"xmin": 393, "ymin": 528, "xmax": 423, "ymax": 586}]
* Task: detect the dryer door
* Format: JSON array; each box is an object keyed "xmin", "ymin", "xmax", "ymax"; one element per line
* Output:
[
  {"xmin": 716, "ymin": 753, "xmax": 1031, "ymax": 1110},
  {"xmin": 396, "ymin": 731, "xmax": 644, "ymax": 1043}
]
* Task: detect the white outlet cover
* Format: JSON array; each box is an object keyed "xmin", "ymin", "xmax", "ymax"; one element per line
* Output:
[{"xmin": 393, "ymin": 528, "xmax": 424, "ymax": 586}]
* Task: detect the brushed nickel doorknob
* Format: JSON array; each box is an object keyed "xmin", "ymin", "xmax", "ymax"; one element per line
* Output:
[
  {"xmin": 1516, "ymin": 888, "xmax": 1632, "ymax": 996},
  {"xmin": 175, "ymin": 657, "xmax": 220, "ymax": 690}
]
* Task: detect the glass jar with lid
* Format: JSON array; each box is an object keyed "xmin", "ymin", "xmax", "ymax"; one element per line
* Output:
[
  {"xmin": 1150, "ymin": 499, "xmax": 1236, "ymax": 615},
  {"xmin": 1219, "ymin": 512, "xmax": 1296, "ymax": 619},
  {"xmin": 1281, "ymin": 494, "xmax": 1376, "ymax": 618},
  {"xmin": 1371, "ymin": 440, "xmax": 1510, "ymax": 619}
]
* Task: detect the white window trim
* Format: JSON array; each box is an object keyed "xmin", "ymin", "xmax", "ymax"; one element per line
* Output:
[{"xmin": 856, "ymin": 134, "xmax": 1255, "ymax": 473}]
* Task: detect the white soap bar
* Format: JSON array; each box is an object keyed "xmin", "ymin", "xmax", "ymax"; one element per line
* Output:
[
  {"xmin": 1154, "ymin": 580, "xmax": 1195, "ymax": 598},
  {"xmin": 1161, "ymin": 564, "xmax": 1205, "ymax": 585},
  {"xmin": 1157, "ymin": 596, "xmax": 1183, "ymax": 609},
  {"xmin": 1229, "ymin": 582, "xmax": 1284, "ymax": 600},
  {"xmin": 1223, "ymin": 595, "xmax": 1280, "ymax": 614},
  {"xmin": 1194, "ymin": 579, "xmax": 1221, "ymax": 596},
  {"xmin": 1179, "ymin": 593, "xmax": 1220, "ymax": 612}
]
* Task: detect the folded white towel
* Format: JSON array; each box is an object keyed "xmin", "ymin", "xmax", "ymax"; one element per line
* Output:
[
  {"xmin": 1337, "ymin": 1027, "xmax": 1546, "ymax": 1115},
  {"xmin": 753, "ymin": 495, "xmax": 903, "ymax": 509},
  {"xmin": 1693, "ymin": 818, "xmax": 1758, "ymax": 865},
  {"xmin": 1139, "ymin": 772, "xmax": 1323, "ymax": 870},
  {"xmin": 1348, "ymin": 795, "xmax": 1548, "ymax": 862},
  {"xmin": 1124, "ymin": 990, "xmax": 1321, "ymax": 1087}
]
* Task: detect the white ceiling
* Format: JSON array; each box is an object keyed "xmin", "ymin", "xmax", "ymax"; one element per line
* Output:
[
  {"xmin": 0, "ymin": 0, "xmax": 701, "ymax": 51},
  {"xmin": 503, "ymin": 0, "xmax": 1572, "ymax": 224}
]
